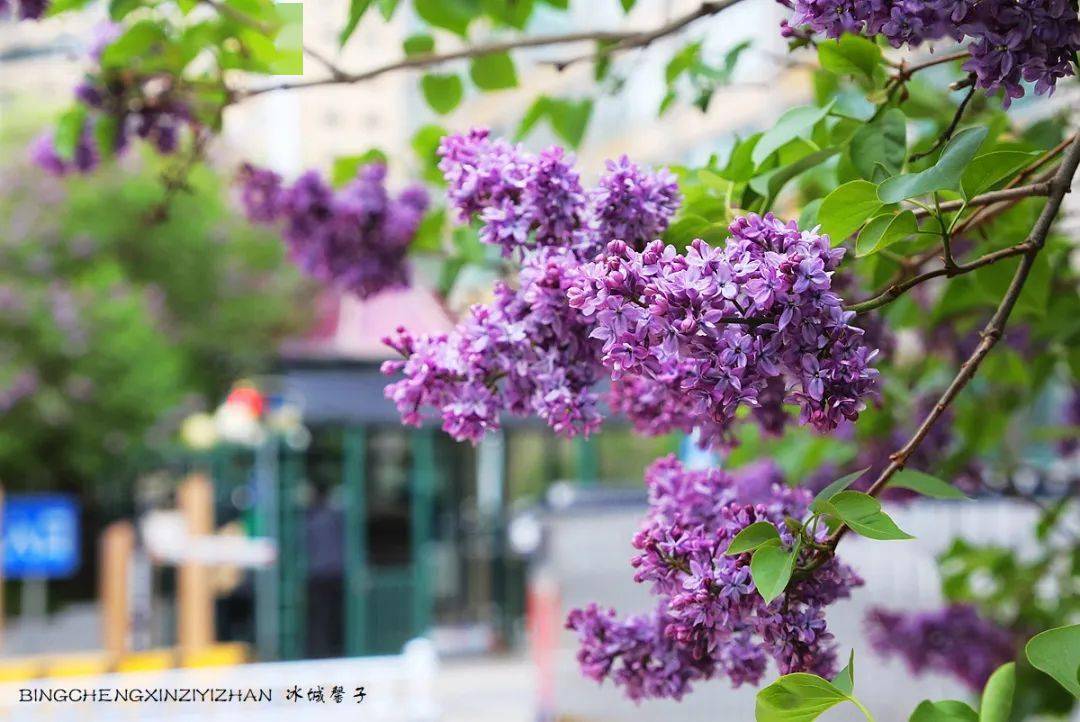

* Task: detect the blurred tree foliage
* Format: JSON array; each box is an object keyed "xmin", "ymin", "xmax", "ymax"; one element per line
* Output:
[{"xmin": 0, "ymin": 141, "xmax": 311, "ymax": 492}]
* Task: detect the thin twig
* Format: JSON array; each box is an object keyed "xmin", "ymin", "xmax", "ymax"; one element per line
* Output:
[
  {"xmin": 908, "ymin": 78, "xmax": 977, "ymax": 163},
  {"xmin": 236, "ymin": 0, "xmax": 746, "ymax": 99},
  {"xmin": 830, "ymin": 134, "xmax": 1080, "ymax": 550}
]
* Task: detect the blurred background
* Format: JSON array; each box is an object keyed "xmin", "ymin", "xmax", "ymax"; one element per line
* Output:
[{"xmin": 0, "ymin": 1, "xmax": 1077, "ymax": 720}]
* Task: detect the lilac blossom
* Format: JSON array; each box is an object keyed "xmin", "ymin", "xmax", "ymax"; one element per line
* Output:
[
  {"xmin": 437, "ymin": 128, "xmax": 678, "ymax": 258},
  {"xmin": 30, "ymin": 22, "xmax": 192, "ymax": 176},
  {"xmin": 383, "ymin": 246, "xmax": 603, "ymax": 441},
  {"xmin": 29, "ymin": 128, "xmax": 99, "ymax": 177},
  {"xmin": 568, "ymin": 213, "xmax": 879, "ymax": 447},
  {"xmin": 238, "ymin": 163, "xmax": 428, "ymax": 299},
  {"xmin": 0, "ymin": 0, "xmax": 49, "ymax": 19},
  {"xmin": 866, "ymin": 604, "xmax": 1016, "ymax": 690},
  {"xmin": 781, "ymin": 0, "xmax": 1080, "ymax": 106},
  {"xmin": 567, "ymin": 456, "xmax": 863, "ymax": 700}
]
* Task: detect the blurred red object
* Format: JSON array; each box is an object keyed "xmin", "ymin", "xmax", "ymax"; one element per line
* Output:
[{"xmin": 226, "ymin": 384, "xmax": 265, "ymax": 417}]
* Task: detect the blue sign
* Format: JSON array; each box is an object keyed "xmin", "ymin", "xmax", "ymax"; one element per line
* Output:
[{"xmin": 2, "ymin": 495, "xmax": 80, "ymax": 579}]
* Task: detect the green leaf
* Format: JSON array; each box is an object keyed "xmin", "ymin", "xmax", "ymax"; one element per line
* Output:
[
  {"xmin": 412, "ymin": 123, "xmax": 448, "ymax": 184},
  {"xmin": 516, "ymin": 96, "xmax": 592, "ymax": 148},
  {"xmin": 93, "ymin": 114, "xmax": 121, "ymax": 158},
  {"xmin": 830, "ymin": 491, "xmax": 914, "ymax": 540},
  {"xmin": 750, "ymin": 541, "xmax": 796, "ymax": 604},
  {"xmin": 108, "ymin": 0, "xmax": 141, "ymax": 20},
  {"xmin": 269, "ymin": 3, "xmax": 303, "ymax": 75},
  {"xmin": 377, "ymin": 0, "xmax": 401, "ymax": 20},
  {"xmin": 620, "ymin": 0, "xmax": 635, "ymax": 10},
  {"xmin": 832, "ymin": 650, "xmax": 855, "ymax": 695},
  {"xmin": 726, "ymin": 521, "xmax": 781, "ymax": 555},
  {"xmin": 421, "ymin": 73, "xmax": 464, "ymax": 115},
  {"xmin": 855, "ymin": 209, "xmax": 918, "ymax": 257},
  {"xmin": 960, "ymin": 151, "xmax": 1036, "ymax": 199},
  {"xmin": 403, "ymin": 33, "xmax": 435, "ymax": 56},
  {"xmin": 813, "ymin": 467, "xmax": 870, "ymax": 503},
  {"xmin": 719, "ymin": 134, "xmax": 761, "ymax": 182},
  {"xmin": 482, "ymin": 0, "xmax": 533, "ymax": 28},
  {"xmin": 339, "ymin": 0, "xmax": 372, "ymax": 46},
  {"xmin": 100, "ymin": 20, "xmax": 168, "ymax": 69},
  {"xmin": 331, "ymin": 149, "xmax": 387, "ymax": 186},
  {"xmin": 469, "ymin": 51, "xmax": 517, "ymax": 90},
  {"xmin": 415, "ymin": 0, "xmax": 477, "ymax": 36},
  {"xmin": 877, "ymin": 126, "xmax": 988, "ymax": 203},
  {"xmin": 887, "ymin": 469, "xmax": 969, "ymax": 500},
  {"xmin": 978, "ymin": 663, "xmax": 1014, "ymax": 722},
  {"xmin": 850, "ymin": 108, "xmax": 906, "ymax": 179},
  {"xmin": 909, "ymin": 700, "xmax": 979, "ymax": 722},
  {"xmin": 756, "ymin": 674, "xmax": 852, "ymax": 722},
  {"xmin": 752, "ymin": 101, "xmax": 835, "ymax": 165},
  {"xmin": 818, "ymin": 180, "xmax": 884, "ymax": 242},
  {"xmin": 750, "ymin": 147, "xmax": 840, "ymax": 208},
  {"xmin": 1025, "ymin": 624, "xmax": 1080, "ymax": 696},
  {"xmin": 666, "ymin": 41, "xmax": 702, "ymax": 84},
  {"xmin": 818, "ymin": 33, "xmax": 882, "ymax": 81},
  {"xmin": 54, "ymin": 106, "xmax": 88, "ymax": 162}
]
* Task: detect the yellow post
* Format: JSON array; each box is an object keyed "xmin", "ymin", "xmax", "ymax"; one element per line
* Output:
[
  {"xmin": 177, "ymin": 474, "xmax": 214, "ymax": 650},
  {"xmin": 100, "ymin": 521, "xmax": 134, "ymax": 656}
]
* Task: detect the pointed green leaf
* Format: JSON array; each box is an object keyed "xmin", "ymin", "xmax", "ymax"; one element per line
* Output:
[
  {"xmin": 909, "ymin": 700, "xmax": 978, "ymax": 722},
  {"xmin": 888, "ymin": 469, "xmax": 969, "ymax": 500},
  {"xmin": 877, "ymin": 126, "xmax": 988, "ymax": 203},
  {"xmin": 339, "ymin": 0, "xmax": 373, "ymax": 47},
  {"xmin": 855, "ymin": 210, "xmax": 918, "ymax": 257},
  {"xmin": 831, "ymin": 491, "xmax": 914, "ymax": 540},
  {"xmin": 1025, "ymin": 624, "xmax": 1080, "ymax": 696},
  {"xmin": 960, "ymin": 151, "xmax": 1037, "ymax": 199},
  {"xmin": 818, "ymin": 33, "xmax": 882, "ymax": 81},
  {"xmin": 750, "ymin": 541, "xmax": 796, "ymax": 604},
  {"xmin": 726, "ymin": 521, "xmax": 781, "ymax": 555},
  {"xmin": 756, "ymin": 673, "xmax": 852, "ymax": 722},
  {"xmin": 832, "ymin": 650, "xmax": 855, "ymax": 695},
  {"xmin": 818, "ymin": 180, "xmax": 884, "ymax": 242},
  {"xmin": 978, "ymin": 663, "xmax": 1014, "ymax": 722},
  {"xmin": 752, "ymin": 101, "xmax": 835, "ymax": 165},
  {"xmin": 850, "ymin": 108, "xmax": 906, "ymax": 179},
  {"xmin": 813, "ymin": 467, "xmax": 871, "ymax": 503}
]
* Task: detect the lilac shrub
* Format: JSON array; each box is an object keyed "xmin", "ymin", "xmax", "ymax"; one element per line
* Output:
[
  {"xmin": 237, "ymin": 163, "xmax": 429, "ymax": 299},
  {"xmin": 568, "ymin": 214, "xmax": 879, "ymax": 447},
  {"xmin": 781, "ymin": 0, "xmax": 1080, "ymax": 105},
  {"xmin": 866, "ymin": 604, "xmax": 1017, "ymax": 690},
  {"xmin": 567, "ymin": 456, "xmax": 863, "ymax": 700}
]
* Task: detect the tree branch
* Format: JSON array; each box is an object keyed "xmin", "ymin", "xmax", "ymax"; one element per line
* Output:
[
  {"xmin": 235, "ymin": 0, "xmax": 746, "ymax": 99},
  {"xmin": 831, "ymin": 133, "xmax": 1080, "ymax": 549},
  {"xmin": 908, "ymin": 78, "xmax": 977, "ymax": 163}
]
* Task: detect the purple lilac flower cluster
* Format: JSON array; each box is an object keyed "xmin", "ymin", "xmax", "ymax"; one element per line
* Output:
[
  {"xmin": 567, "ymin": 456, "xmax": 863, "ymax": 700},
  {"xmin": 0, "ymin": 0, "xmax": 48, "ymax": 19},
  {"xmin": 781, "ymin": 0, "xmax": 1080, "ymax": 106},
  {"xmin": 568, "ymin": 213, "xmax": 879, "ymax": 447},
  {"xmin": 866, "ymin": 604, "xmax": 1016, "ymax": 690},
  {"xmin": 438, "ymin": 128, "xmax": 678, "ymax": 258},
  {"xmin": 237, "ymin": 163, "xmax": 429, "ymax": 299},
  {"xmin": 383, "ymin": 130, "xmax": 680, "ymax": 442},
  {"xmin": 383, "ymin": 245, "xmax": 604, "ymax": 441},
  {"xmin": 30, "ymin": 23, "xmax": 192, "ymax": 176}
]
